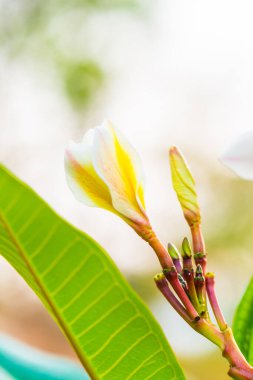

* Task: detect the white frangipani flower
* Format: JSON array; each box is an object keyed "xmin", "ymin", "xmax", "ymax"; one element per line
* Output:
[
  {"xmin": 65, "ymin": 120, "xmax": 174, "ymax": 269},
  {"xmin": 64, "ymin": 120, "xmax": 149, "ymax": 229},
  {"xmin": 220, "ymin": 130, "xmax": 253, "ymax": 180}
]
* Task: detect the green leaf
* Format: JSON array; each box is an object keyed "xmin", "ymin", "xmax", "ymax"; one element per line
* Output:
[
  {"xmin": 0, "ymin": 165, "xmax": 185, "ymax": 380},
  {"xmin": 233, "ymin": 276, "xmax": 253, "ymax": 365}
]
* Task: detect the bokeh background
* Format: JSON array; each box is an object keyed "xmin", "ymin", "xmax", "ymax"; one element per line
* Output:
[{"xmin": 1, "ymin": 1, "xmax": 253, "ymax": 379}]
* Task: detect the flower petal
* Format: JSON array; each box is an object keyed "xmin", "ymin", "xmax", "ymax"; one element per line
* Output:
[
  {"xmin": 92, "ymin": 120, "xmax": 147, "ymax": 223},
  {"xmin": 220, "ymin": 130, "xmax": 253, "ymax": 180},
  {"xmin": 65, "ymin": 129, "xmax": 114, "ymax": 211}
]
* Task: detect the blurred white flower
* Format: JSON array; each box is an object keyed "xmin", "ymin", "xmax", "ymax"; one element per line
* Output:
[{"xmin": 220, "ymin": 130, "xmax": 253, "ymax": 180}]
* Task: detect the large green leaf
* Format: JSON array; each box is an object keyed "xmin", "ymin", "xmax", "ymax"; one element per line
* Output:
[
  {"xmin": 233, "ymin": 277, "xmax": 253, "ymax": 365},
  {"xmin": 0, "ymin": 165, "xmax": 185, "ymax": 380}
]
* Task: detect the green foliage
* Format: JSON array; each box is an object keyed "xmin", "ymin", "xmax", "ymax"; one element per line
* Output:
[
  {"xmin": 0, "ymin": 165, "xmax": 185, "ymax": 380},
  {"xmin": 233, "ymin": 277, "xmax": 253, "ymax": 365},
  {"xmin": 0, "ymin": 0, "xmax": 139, "ymax": 111},
  {"xmin": 62, "ymin": 61, "xmax": 103, "ymax": 110}
]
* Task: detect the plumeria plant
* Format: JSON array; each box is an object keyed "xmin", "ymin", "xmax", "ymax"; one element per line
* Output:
[
  {"xmin": 0, "ymin": 122, "xmax": 252, "ymax": 379},
  {"xmin": 65, "ymin": 121, "xmax": 253, "ymax": 380}
]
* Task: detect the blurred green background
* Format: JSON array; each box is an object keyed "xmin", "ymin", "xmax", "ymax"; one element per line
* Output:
[{"xmin": 0, "ymin": 1, "xmax": 253, "ymax": 379}]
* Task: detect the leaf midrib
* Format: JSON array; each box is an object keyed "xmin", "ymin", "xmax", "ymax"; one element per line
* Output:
[{"xmin": 0, "ymin": 211, "xmax": 96, "ymax": 380}]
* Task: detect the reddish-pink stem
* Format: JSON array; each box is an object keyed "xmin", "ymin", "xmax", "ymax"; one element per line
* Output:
[
  {"xmin": 173, "ymin": 258, "xmax": 182, "ymax": 273},
  {"xmin": 147, "ymin": 222, "xmax": 253, "ymax": 379},
  {"xmin": 183, "ymin": 269, "xmax": 200, "ymax": 311},
  {"xmin": 191, "ymin": 223, "xmax": 205, "ymax": 253},
  {"xmin": 206, "ymin": 273, "xmax": 227, "ymax": 331},
  {"xmin": 155, "ymin": 275, "xmax": 193, "ymax": 325},
  {"xmin": 222, "ymin": 328, "xmax": 253, "ymax": 380},
  {"xmin": 163, "ymin": 268, "xmax": 199, "ymax": 320},
  {"xmin": 148, "ymin": 235, "xmax": 174, "ymax": 269},
  {"xmin": 191, "ymin": 223, "xmax": 207, "ymax": 274}
]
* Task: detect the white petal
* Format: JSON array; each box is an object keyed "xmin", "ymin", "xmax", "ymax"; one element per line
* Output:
[
  {"xmin": 112, "ymin": 123, "xmax": 146, "ymax": 210},
  {"xmin": 65, "ymin": 129, "xmax": 113, "ymax": 209},
  {"xmin": 92, "ymin": 120, "xmax": 147, "ymax": 223},
  {"xmin": 220, "ymin": 130, "xmax": 253, "ymax": 180}
]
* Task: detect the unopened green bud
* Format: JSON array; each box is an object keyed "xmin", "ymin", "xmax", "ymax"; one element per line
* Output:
[
  {"xmin": 181, "ymin": 237, "xmax": 192, "ymax": 258},
  {"xmin": 167, "ymin": 243, "xmax": 180, "ymax": 259},
  {"xmin": 169, "ymin": 146, "xmax": 201, "ymax": 227}
]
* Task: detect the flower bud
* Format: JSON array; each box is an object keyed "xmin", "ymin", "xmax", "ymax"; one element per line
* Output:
[
  {"xmin": 167, "ymin": 243, "xmax": 180, "ymax": 259},
  {"xmin": 169, "ymin": 146, "xmax": 201, "ymax": 227},
  {"xmin": 181, "ymin": 237, "xmax": 192, "ymax": 258},
  {"xmin": 65, "ymin": 120, "xmax": 150, "ymax": 232}
]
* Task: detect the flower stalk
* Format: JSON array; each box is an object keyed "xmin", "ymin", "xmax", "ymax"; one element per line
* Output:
[
  {"xmin": 206, "ymin": 272, "xmax": 227, "ymax": 331},
  {"xmin": 154, "ymin": 273, "xmax": 192, "ymax": 325},
  {"xmin": 181, "ymin": 238, "xmax": 200, "ymax": 311},
  {"xmin": 167, "ymin": 243, "xmax": 182, "ymax": 273},
  {"xmin": 222, "ymin": 328, "xmax": 253, "ymax": 380},
  {"xmin": 145, "ymin": 232, "xmax": 174, "ymax": 269},
  {"xmin": 155, "ymin": 243, "xmax": 253, "ymax": 379},
  {"xmin": 191, "ymin": 223, "xmax": 206, "ymax": 255},
  {"xmin": 163, "ymin": 267, "xmax": 200, "ymax": 320},
  {"xmin": 194, "ymin": 265, "xmax": 208, "ymax": 317},
  {"xmin": 166, "ymin": 145, "xmax": 253, "ymax": 379}
]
